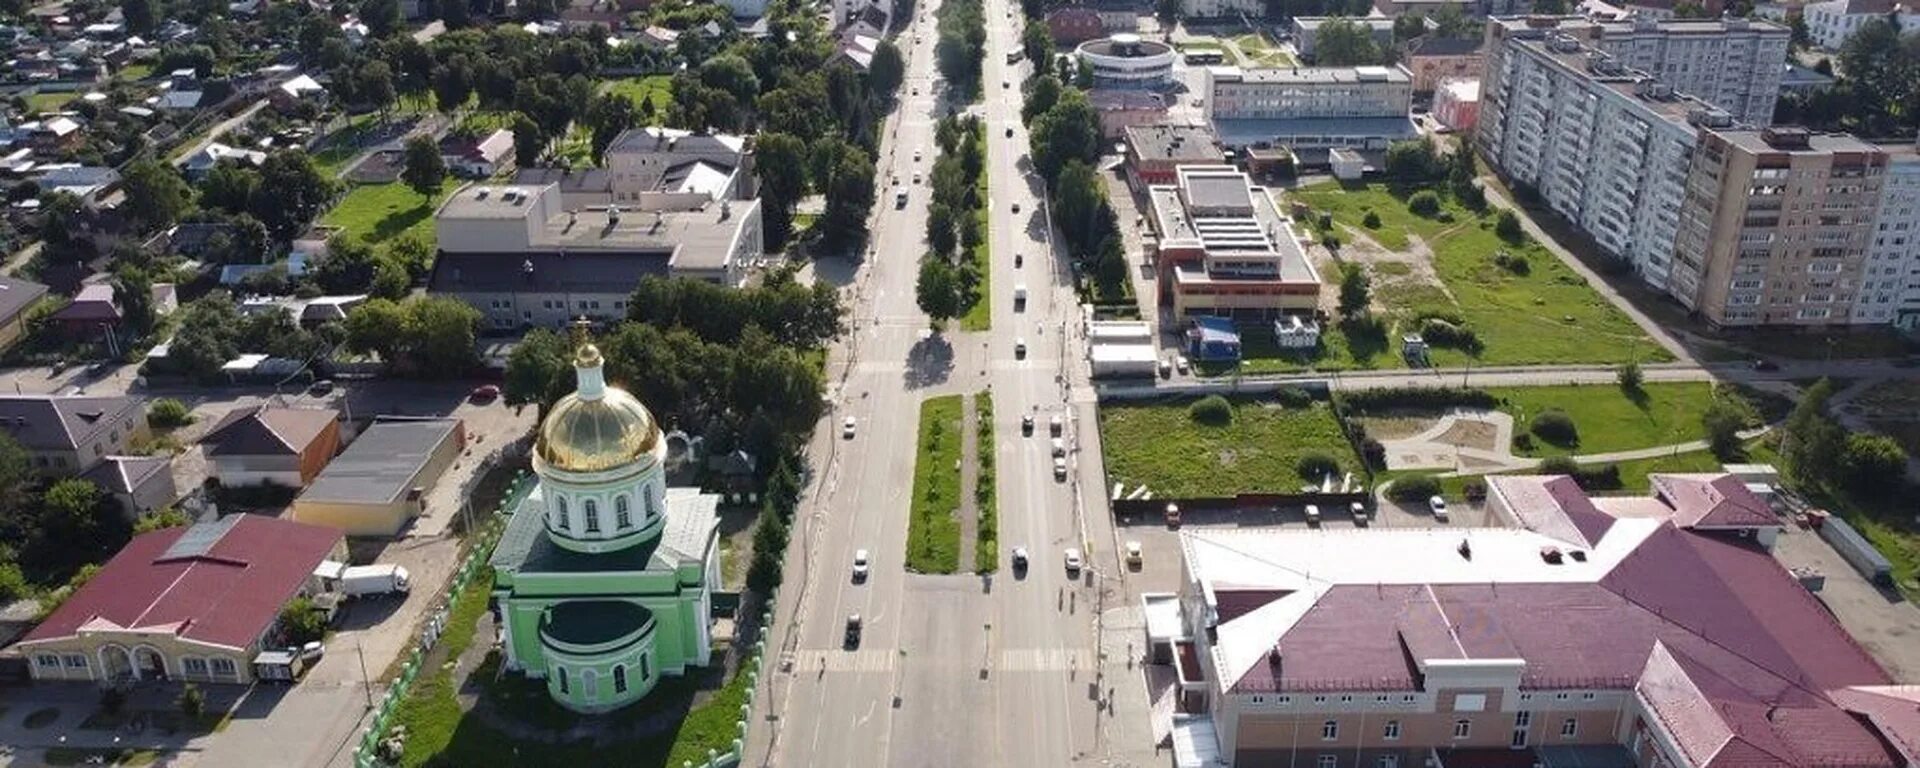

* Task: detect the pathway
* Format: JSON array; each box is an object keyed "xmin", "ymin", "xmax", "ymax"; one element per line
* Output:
[
  {"xmin": 955, "ymin": 392, "xmax": 980, "ymax": 573},
  {"xmin": 1384, "ymin": 408, "xmax": 1773, "ymax": 475}
]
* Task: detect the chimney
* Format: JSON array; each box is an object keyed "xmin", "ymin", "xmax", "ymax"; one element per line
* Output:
[{"xmin": 1457, "ymin": 538, "xmax": 1472, "ymax": 560}]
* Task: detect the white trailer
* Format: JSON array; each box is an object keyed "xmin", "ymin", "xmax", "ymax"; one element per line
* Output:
[{"xmin": 339, "ymin": 564, "xmax": 412, "ymax": 597}]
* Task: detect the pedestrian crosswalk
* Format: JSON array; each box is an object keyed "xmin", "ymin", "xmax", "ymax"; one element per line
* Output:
[{"xmin": 788, "ymin": 648, "xmax": 1093, "ymax": 674}]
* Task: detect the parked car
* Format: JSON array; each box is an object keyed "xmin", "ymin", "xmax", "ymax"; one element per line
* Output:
[
  {"xmin": 1012, "ymin": 546, "xmax": 1029, "ymax": 572},
  {"xmin": 1429, "ymin": 496, "xmax": 1449, "ymax": 521},
  {"xmin": 1011, "ymin": 202, "xmax": 1020, "ymax": 214},
  {"xmin": 1051, "ymin": 438, "xmax": 1065, "ymax": 457},
  {"xmin": 1021, "ymin": 414, "xmax": 1034, "ymax": 435},
  {"xmin": 1350, "ymin": 501, "xmax": 1369, "ymax": 524},
  {"xmin": 1049, "ymin": 415, "xmax": 1063, "ymax": 436},
  {"xmin": 469, "ymin": 384, "xmax": 501, "ymax": 401},
  {"xmin": 1175, "ymin": 356, "xmax": 1191, "ymax": 375},
  {"xmin": 852, "ymin": 549, "xmax": 870, "ymax": 582},
  {"xmin": 1015, "ymin": 338, "xmax": 1027, "ymax": 359},
  {"xmin": 1125, "ymin": 541, "xmax": 1143, "ymax": 567},
  {"xmin": 1053, "ymin": 456, "xmax": 1068, "ymax": 480}
]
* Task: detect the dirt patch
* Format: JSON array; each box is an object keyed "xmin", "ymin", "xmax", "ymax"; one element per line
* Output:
[
  {"xmin": 1854, "ymin": 380, "xmax": 1920, "ymax": 418},
  {"xmin": 1434, "ymin": 419, "xmax": 1498, "ymax": 452},
  {"xmin": 1357, "ymin": 415, "xmax": 1440, "ymax": 440},
  {"xmin": 1330, "ymin": 228, "xmax": 1455, "ymax": 315}
]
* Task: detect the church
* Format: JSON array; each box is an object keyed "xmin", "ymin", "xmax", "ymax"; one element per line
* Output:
[{"xmin": 489, "ymin": 328, "xmax": 722, "ymax": 713}]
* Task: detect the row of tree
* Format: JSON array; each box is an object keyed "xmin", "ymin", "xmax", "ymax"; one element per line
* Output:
[
  {"xmin": 1023, "ymin": 65, "xmax": 1127, "ymax": 299},
  {"xmin": 915, "ymin": 116, "xmax": 989, "ymax": 324},
  {"xmin": 935, "ymin": 0, "xmax": 987, "ymax": 97},
  {"xmin": 1773, "ymin": 16, "xmax": 1920, "ymax": 136}
]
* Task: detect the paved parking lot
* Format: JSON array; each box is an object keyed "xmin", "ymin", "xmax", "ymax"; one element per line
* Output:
[{"xmin": 1772, "ymin": 525, "xmax": 1920, "ymax": 681}]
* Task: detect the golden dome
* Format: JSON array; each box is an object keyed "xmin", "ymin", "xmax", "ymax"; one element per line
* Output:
[
  {"xmin": 534, "ymin": 331, "xmax": 661, "ymax": 474},
  {"xmin": 536, "ymin": 387, "xmax": 661, "ymax": 473}
]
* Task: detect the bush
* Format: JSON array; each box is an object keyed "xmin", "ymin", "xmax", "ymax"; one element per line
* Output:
[
  {"xmin": 1495, "ymin": 209, "xmax": 1524, "ymax": 243},
  {"xmin": 1388, "ymin": 474, "xmax": 1441, "ymax": 503},
  {"xmin": 1407, "ymin": 191, "xmax": 1441, "ymax": 217},
  {"xmin": 1573, "ymin": 463, "xmax": 1622, "ymax": 491},
  {"xmin": 1418, "ymin": 319, "xmax": 1481, "ymax": 352},
  {"xmin": 1275, "ymin": 386, "xmax": 1315, "ymax": 408},
  {"xmin": 1361, "ymin": 437, "xmax": 1387, "ymax": 470},
  {"xmin": 1530, "ymin": 409, "xmax": 1579, "ymax": 446},
  {"xmin": 1702, "ymin": 396, "xmax": 1753, "ymax": 460},
  {"xmin": 1539, "ymin": 456, "xmax": 1578, "ymax": 475},
  {"xmin": 1362, "ymin": 210, "xmax": 1382, "ymax": 228},
  {"xmin": 1492, "ymin": 250, "xmax": 1530, "ymax": 276},
  {"xmin": 1296, "ymin": 452, "xmax": 1341, "ymax": 481},
  {"xmin": 1343, "ymin": 387, "xmax": 1497, "ymax": 413},
  {"xmin": 1513, "ymin": 432, "xmax": 1534, "ymax": 451},
  {"xmin": 147, "ymin": 398, "xmax": 194, "ymax": 429},
  {"xmin": 1457, "ymin": 183, "xmax": 1486, "ymax": 211},
  {"xmin": 177, "ymin": 683, "xmax": 205, "ymax": 720},
  {"xmin": 279, "ymin": 597, "xmax": 327, "ymax": 645},
  {"xmin": 1463, "ymin": 480, "xmax": 1487, "ymax": 501},
  {"xmin": 1617, "ymin": 360, "xmax": 1643, "ymax": 392},
  {"xmin": 1188, "ymin": 395, "xmax": 1233, "ymax": 425},
  {"xmin": 1842, "ymin": 433, "xmax": 1908, "ymax": 492}
]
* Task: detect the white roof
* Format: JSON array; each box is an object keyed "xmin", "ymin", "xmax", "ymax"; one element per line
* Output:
[
  {"xmin": 1142, "ymin": 592, "xmax": 1185, "ymax": 643},
  {"xmin": 313, "ymin": 560, "xmax": 347, "ymax": 580},
  {"xmin": 221, "ymin": 353, "xmax": 270, "ymax": 372},
  {"xmin": 1171, "ymin": 716, "xmax": 1224, "ymax": 768},
  {"xmin": 1090, "ymin": 344, "xmax": 1157, "ymax": 363}
]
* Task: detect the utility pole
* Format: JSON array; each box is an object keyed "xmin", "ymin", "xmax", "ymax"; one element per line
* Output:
[{"xmin": 356, "ymin": 641, "xmax": 373, "ymax": 710}]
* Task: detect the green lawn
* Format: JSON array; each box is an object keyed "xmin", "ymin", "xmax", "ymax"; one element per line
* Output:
[
  {"xmin": 1099, "ymin": 396, "xmax": 1360, "ymax": 498},
  {"xmin": 906, "ymin": 395, "xmax": 964, "ymax": 573},
  {"xmin": 1290, "ymin": 183, "xmax": 1668, "ymax": 367},
  {"xmin": 974, "ymin": 392, "xmax": 997, "ymax": 573},
  {"xmin": 115, "ymin": 63, "xmax": 154, "ymax": 82},
  {"xmin": 322, "ymin": 181, "xmax": 454, "ymax": 248},
  {"xmin": 1404, "ymin": 442, "xmax": 1745, "ymax": 505},
  {"xmin": 601, "ymin": 75, "xmax": 675, "ymax": 114},
  {"xmin": 1488, "ymin": 382, "xmax": 1719, "ymax": 458},
  {"xmin": 1230, "ymin": 33, "xmax": 1297, "ymax": 66},
  {"xmin": 1223, "ymin": 319, "xmax": 1406, "ymax": 375},
  {"xmin": 23, "ymin": 91, "xmax": 72, "ymax": 113}
]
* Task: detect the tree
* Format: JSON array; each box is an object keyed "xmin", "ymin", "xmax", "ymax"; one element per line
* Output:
[
  {"xmin": 279, "ymin": 597, "xmax": 328, "ymax": 645},
  {"xmin": 133, "ymin": 507, "xmax": 194, "ymax": 533},
  {"xmin": 755, "ymin": 132, "xmax": 809, "ymax": 251},
  {"xmin": 1407, "ymin": 190, "xmax": 1441, "ymax": 216},
  {"xmin": 1495, "ymin": 209, "xmax": 1524, "ymax": 242},
  {"xmin": 818, "ymin": 146, "xmax": 876, "ymax": 249},
  {"xmin": 200, "ymin": 162, "xmax": 261, "ymax": 215},
  {"xmin": 1530, "ymin": 410, "xmax": 1579, "ymax": 446},
  {"xmin": 1385, "ymin": 139, "xmax": 1443, "ymax": 180},
  {"xmin": 1313, "ymin": 17, "xmax": 1381, "ymax": 66},
  {"xmin": 871, "ymin": 40, "xmax": 906, "ymax": 97},
  {"xmin": 1784, "ymin": 378, "xmax": 1845, "ymax": 485},
  {"xmin": 360, "ymin": 0, "xmax": 403, "ymax": 38},
  {"xmin": 1842, "ymin": 433, "xmax": 1908, "ymax": 492},
  {"xmin": 916, "ymin": 257, "xmax": 962, "ymax": 326},
  {"xmin": 112, "ymin": 265, "xmax": 157, "ymax": 340},
  {"xmin": 1155, "ymin": 0, "xmax": 1181, "ymax": 31},
  {"xmin": 177, "ymin": 683, "xmax": 206, "ymax": 721},
  {"xmin": 1702, "ymin": 396, "xmax": 1752, "ymax": 460},
  {"xmin": 254, "ymin": 152, "xmax": 336, "ymax": 241},
  {"xmin": 121, "ymin": 160, "xmax": 193, "ymax": 231},
  {"xmin": 1671, "ymin": 0, "xmax": 1709, "ymax": 17},
  {"xmin": 1021, "ymin": 74, "xmax": 1062, "ymax": 124},
  {"xmin": 1393, "ymin": 13, "xmax": 1424, "ymax": 42},
  {"xmin": 503, "ymin": 327, "xmax": 573, "ymax": 410},
  {"xmin": 1337, "ymin": 262, "xmax": 1371, "ymax": 318},
  {"xmin": 511, "ymin": 113, "xmax": 546, "ymax": 166},
  {"xmin": 356, "ymin": 59, "xmax": 397, "ymax": 115},
  {"xmin": 121, "ymin": 0, "xmax": 158, "ymax": 35},
  {"xmin": 1616, "ymin": 360, "xmax": 1644, "ymax": 392},
  {"xmin": 148, "ymin": 398, "xmax": 194, "ymax": 429},
  {"xmin": 431, "ymin": 56, "xmax": 474, "ymax": 113},
  {"xmin": 1022, "ymin": 20, "xmax": 1054, "ymax": 70},
  {"xmin": 1029, "ymin": 88, "xmax": 1101, "ymax": 182},
  {"xmin": 400, "ymin": 135, "xmax": 446, "ymax": 199}
]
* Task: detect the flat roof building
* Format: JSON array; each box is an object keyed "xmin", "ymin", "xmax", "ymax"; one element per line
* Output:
[
  {"xmin": 1124, "ymin": 123, "xmax": 1224, "ymax": 188},
  {"xmin": 1146, "ymin": 165, "xmax": 1321, "ymax": 322},
  {"xmin": 292, "ymin": 418, "xmax": 464, "ymax": 537},
  {"xmin": 1203, "ymin": 65, "xmax": 1417, "ymax": 153},
  {"xmin": 1506, "ymin": 15, "xmax": 1790, "ymax": 125}
]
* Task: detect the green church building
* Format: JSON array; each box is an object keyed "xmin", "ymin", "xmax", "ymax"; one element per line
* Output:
[{"xmin": 490, "ymin": 331, "xmax": 721, "ymax": 713}]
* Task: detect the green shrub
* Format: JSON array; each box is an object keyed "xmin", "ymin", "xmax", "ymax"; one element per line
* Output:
[
  {"xmin": 1388, "ymin": 474, "xmax": 1441, "ymax": 502},
  {"xmin": 1419, "ymin": 318, "xmax": 1482, "ymax": 352},
  {"xmin": 1407, "ymin": 191, "xmax": 1441, "ymax": 217},
  {"xmin": 1495, "ymin": 209, "xmax": 1524, "ymax": 242},
  {"xmin": 1573, "ymin": 463, "xmax": 1622, "ymax": 490},
  {"xmin": 1344, "ymin": 387, "xmax": 1496, "ymax": 413},
  {"xmin": 1492, "ymin": 250, "xmax": 1530, "ymax": 275},
  {"xmin": 279, "ymin": 597, "xmax": 327, "ymax": 645},
  {"xmin": 1842, "ymin": 433, "xmax": 1908, "ymax": 492},
  {"xmin": 1463, "ymin": 480, "xmax": 1487, "ymax": 501},
  {"xmin": 1513, "ymin": 432, "xmax": 1534, "ymax": 451},
  {"xmin": 1296, "ymin": 452, "xmax": 1340, "ymax": 481},
  {"xmin": 1361, "ymin": 437, "xmax": 1386, "ymax": 469},
  {"xmin": 1617, "ymin": 360, "xmax": 1644, "ymax": 392},
  {"xmin": 1530, "ymin": 409, "xmax": 1579, "ymax": 446},
  {"xmin": 1539, "ymin": 456, "xmax": 1578, "ymax": 475},
  {"xmin": 1362, "ymin": 210, "xmax": 1382, "ymax": 228},
  {"xmin": 1188, "ymin": 395, "xmax": 1233, "ymax": 425},
  {"xmin": 1275, "ymin": 386, "xmax": 1315, "ymax": 408},
  {"xmin": 147, "ymin": 398, "xmax": 194, "ymax": 429}
]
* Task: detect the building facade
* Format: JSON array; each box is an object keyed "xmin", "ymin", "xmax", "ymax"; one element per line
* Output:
[
  {"xmin": 490, "ymin": 329, "xmax": 721, "ymax": 714},
  {"xmin": 1803, "ymin": 0, "xmax": 1919, "ymax": 49},
  {"xmin": 1203, "ymin": 65, "xmax": 1417, "ymax": 151},
  {"xmin": 1670, "ymin": 128, "xmax": 1886, "ymax": 327},
  {"xmin": 291, "ymin": 418, "xmax": 464, "ymax": 537},
  {"xmin": 1074, "ymin": 34, "xmax": 1175, "ymax": 90},
  {"xmin": 1476, "ymin": 22, "xmax": 1719, "ymax": 291},
  {"xmin": 0, "ymin": 394, "xmax": 147, "ymax": 475},
  {"xmin": 1586, "ymin": 16, "xmax": 1789, "ymax": 125},
  {"xmin": 602, "ymin": 127, "xmax": 752, "ymax": 208},
  {"xmin": 1867, "ymin": 145, "xmax": 1920, "ymax": 328},
  {"xmin": 1399, "ymin": 36, "xmax": 1483, "ymax": 94},
  {"xmin": 1179, "ymin": 0, "xmax": 1259, "ymax": 19},
  {"xmin": 1146, "ymin": 166, "xmax": 1322, "ymax": 321}
]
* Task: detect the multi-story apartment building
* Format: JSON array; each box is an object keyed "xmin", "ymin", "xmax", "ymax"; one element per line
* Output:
[
  {"xmin": 1162, "ymin": 473, "xmax": 1915, "ymax": 768},
  {"xmin": 1865, "ymin": 144, "xmax": 1920, "ymax": 328},
  {"xmin": 1202, "ymin": 65, "xmax": 1417, "ymax": 151},
  {"xmin": 1585, "ymin": 16, "xmax": 1787, "ymax": 125},
  {"xmin": 1670, "ymin": 128, "xmax": 1886, "ymax": 327},
  {"xmin": 1144, "ymin": 165, "xmax": 1322, "ymax": 321},
  {"xmin": 1477, "ymin": 24, "xmax": 1717, "ymax": 291}
]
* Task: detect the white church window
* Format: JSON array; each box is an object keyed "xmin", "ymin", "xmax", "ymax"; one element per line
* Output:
[
  {"xmin": 554, "ymin": 497, "xmax": 570, "ymax": 531},
  {"xmin": 584, "ymin": 500, "xmax": 600, "ymax": 533},
  {"xmin": 615, "ymin": 496, "xmax": 632, "ymax": 529}
]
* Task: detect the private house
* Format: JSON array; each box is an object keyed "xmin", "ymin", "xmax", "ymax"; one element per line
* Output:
[
  {"xmin": 81, "ymin": 455, "xmax": 177, "ymax": 518},
  {"xmin": 198, "ymin": 405, "xmax": 341, "ymax": 488},
  {"xmin": 1162, "ymin": 472, "xmax": 1920, "ymax": 768},
  {"xmin": 36, "ymin": 165, "xmax": 119, "ymax": 208},
  {"xmin": 439, "ymin": 129, "xmax": 515, "ymax": 179},
  {"xmin": 180, "ymin": 142, "xmax": 266, "ymax": 180},
  {"xmin": 48, "ymin": 283, "xmax": 120, "ymax": 337},
  {"xmin": 831, "ymin": 32, "xmax": 881, "ymax": 70},
  {"xmin": 0, "ymin": 275, "xmax": 49, "ymax": 351},
  {"xmin": 0, "ymin": 394, "xmax": 146, "ymax": 473},
  {"xmin": 291, "ymin": 417, "xmax": 464, "ymax": 537},
  {"xmin": 17, "ymin": 514, "xmax": 347, "ymax": 685},
  {"xmin": 1046, "ymin": 6, "xmax": 1104, "ymax": 44},
  {"xmin": 271, "ymin": 74, "xmax": 327, "ymax": 111}
]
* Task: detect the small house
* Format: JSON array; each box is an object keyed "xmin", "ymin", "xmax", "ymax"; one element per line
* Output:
[{"xmin": 438, "ymin": 129, "xmax": 514, "ymax": 179}]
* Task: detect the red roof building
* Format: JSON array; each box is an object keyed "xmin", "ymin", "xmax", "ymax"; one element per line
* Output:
[
  {"xmin": 1168, "ymin": 473, "xmax": 1905, "ymax": 768},
  {"xmin": 18, "ymin": 514, "xmax": 346, "ymax": 685}
]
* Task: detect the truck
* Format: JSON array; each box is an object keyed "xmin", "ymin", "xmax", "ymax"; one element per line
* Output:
[
  {"xmin": 1817, "ymin": 515, "xmax": 1894, "ymax": 587},
  {"xmin": 340, "ymin": 564, "xmax": 412, "ymax": 597}
]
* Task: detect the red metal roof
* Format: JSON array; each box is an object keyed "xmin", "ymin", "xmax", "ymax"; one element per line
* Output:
[
  {"xmin": 1650, "ymin": 474, "xmax": 1778, "ymax": 530},
  {"xmin": 20, "ymin": 514, "xmax": 342, "ymax": 650}
]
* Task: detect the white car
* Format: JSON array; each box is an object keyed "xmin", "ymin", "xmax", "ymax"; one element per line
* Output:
[
  {"xmin": 843, "ymin": 416, "xmax": 857, "ymax": 438},
  {"xmin": 1012, "ymin": 546, "xmax": 1029, "ymax": 570},
  {"xmin": 913, "ymin": 149, "xmax": 923, "ymax": 162},
  {"xmin": 1124, "ymin": 541, "xmax": 1142, "ymax": 566},
  {"xmin": 852, "ymin": 549, "xmax": 870, "ymax": 581},
  {"xmin": 1064, "ymin": 548, "xmax": 1083, "ymax": 573},
  {"xmin": 1175, "ymin": 356, "xmax": 1191, "ymax": 374},
  {"xmin": 1429, "ymin": 496, "xmax": 1449, "ymax": 520},
  {"xmin": 1053, "ymin": 456, "xmax": 1068, "ymax": 480}
]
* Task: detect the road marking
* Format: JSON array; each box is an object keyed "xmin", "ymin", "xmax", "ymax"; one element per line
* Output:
[
  {"xmin": 996, "ymin": 647, "xmax": 1092, "ymax": 672},
  {"xmin": 791, "ymin": 649, "xmax": 897, "ymax": 673}
]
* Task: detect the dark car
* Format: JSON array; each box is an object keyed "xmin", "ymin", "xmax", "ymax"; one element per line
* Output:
[
  {"xmin": 308, "ymin": 379, "xmax": 335, "ymax": 395},
  {"xmin": 1021, "ymin": 415, "xmax": 1034, "ymax": 435},
  {"xmin": 844, "ymin": 614, "xmax": 863, "ymax": 649},
  {"xmin": 1752, "ymin": 358, "xmax": 1780, "ymax": 372}
]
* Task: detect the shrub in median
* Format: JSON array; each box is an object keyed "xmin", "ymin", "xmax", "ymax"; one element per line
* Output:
[
  {"xmin": 1388, "ymin": 474, "xmax": 1441, "ymax": 503},
  {"xmin": 1188, "ymin": 395, "xmax": 1233, "ymax": 426},
  {"xmin": 1530, "ymin": 409, "xmax": 1579, "ymax": 446},
  {"xmin": 1275, "ymin": 386, "xmax": 1315, "ymax": 408}
]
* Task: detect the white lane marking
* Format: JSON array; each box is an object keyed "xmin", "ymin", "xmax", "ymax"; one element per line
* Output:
[
  {"xmin": 996, "ymin": 647, "xmax": 1093, "ymax": 672},
  {"xmin": 792, "ymin": 649, "xmax": 898, "ymax": 673}
]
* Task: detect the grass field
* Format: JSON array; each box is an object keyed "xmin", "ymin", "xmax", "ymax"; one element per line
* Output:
[
  {"xmin": 322, "ymin": 181, "xmax": 454, "ymax": 248},
  {"xmin": 601, "ymin": 75, "xmax": 674, "ymax": 114},
  {"xmin": 975, "ymin": 392, "xmax": 997, "ymax": 573},
  {"xmin": 1290, "ymin": 183, "xmax": 1668, "ymax": 367},
  {"xmin": 1226, "ymin": 319, "xmax": 1407, "ymax": 374},
  {"xmin": 906, "ymin": 395, "xmax": 965, "ymax": 573},
  {"xmin": 23, "ymin": 91, "xmax": 72, "ymax": 113},
  {"xmin": 1099, "ymin": 396, "xmax": 1360, "ymax": 498},
  {"xmin": 1230, "ymin": 33, "xmax": 1297, "ymax": 66},
  {"xmin": 1488, "ymin": 382, "xmax": 1719, "ymax": 458}
]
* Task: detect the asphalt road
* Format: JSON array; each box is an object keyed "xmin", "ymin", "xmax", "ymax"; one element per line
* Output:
[{"xmin": 751, "ymin": 2, "xmax": 1120, "ymax": 764}]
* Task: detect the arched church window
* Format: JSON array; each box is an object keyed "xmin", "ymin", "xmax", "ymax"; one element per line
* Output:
[
  {"xmin": 614, "ymin": 664, "xmax": 628, "ymax": 693},
  {"xmin": 584, "ymin": 499, "xmax": 600, "ymax": 533},
  {"xmin": 615, "ymin": 495, "xmax": 632, "ymax": 529},
  {"xmin": 554, "ymin": 497, "xmax": 570, "ymax": 531}
]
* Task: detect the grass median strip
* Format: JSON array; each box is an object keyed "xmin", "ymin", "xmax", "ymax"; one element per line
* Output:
[
  {"xmin": 907, "ymin": 394, "xmax": 965, "ymax": 573},
  {"xmin": 974, "ymin": 392, "xmax": 997, "ymax": 573}
]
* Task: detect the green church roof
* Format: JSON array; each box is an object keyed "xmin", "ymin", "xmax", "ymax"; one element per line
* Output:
[{"xmin": 540, "ymin": 599, "xmax": 654, "ymax": 647}]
